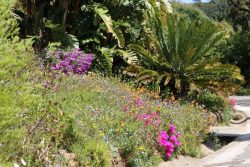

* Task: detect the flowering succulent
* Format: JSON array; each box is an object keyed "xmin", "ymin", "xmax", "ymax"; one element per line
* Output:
[
  {"xmin": 130, "ymin": 96, "xmax": 181, "ymax": 159},
  {"xmin": 158, "ymin": 124, "xmax": 181, "ymax": 158},
  {"xmin": 49, "ymin": 49, "xmax": 94, "ymax": 75},
  {"xmin": 169, "ymin": 124, "xmax": 175, "ymax": 134}
]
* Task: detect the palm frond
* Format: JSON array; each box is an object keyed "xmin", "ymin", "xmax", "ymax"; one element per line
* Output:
[
  {"xmin": 128, "ymin": 44, "xmax": 160, "ymax": 67},
  {"xmin": 137, "ymin": 69, "xmax": 162, "ymax": 93},
  {"xmin": 124, "ymin": 65, "xmax": 143, "ymax": 77},
  {"xmin": 94, "ymin": 6, "xmax": 125, "ymax": 48},
  {"xmin": 98, "ymin": 47, "xmax": 113, "ymax": 76},
  {"xmin": 117, "ymin": 49, "xmax": 138, "ymax": 65}
]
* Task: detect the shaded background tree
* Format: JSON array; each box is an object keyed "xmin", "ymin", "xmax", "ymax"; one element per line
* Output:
[
  {"xmin": 15, "ymin": 0, "xmax": 146, "ymax": 76},
  {"xmin": 195, "ymin": 0, "xmax": 250, "ymax": 86}
]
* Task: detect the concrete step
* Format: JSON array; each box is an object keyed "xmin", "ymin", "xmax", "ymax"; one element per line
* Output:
[
  {"xmin": 234, "ymin": 105, "xmax": 250, "ymax": 117},
  {"xmin": 210, "ymin": 121, "xmax": 250, "ymax": 136}
]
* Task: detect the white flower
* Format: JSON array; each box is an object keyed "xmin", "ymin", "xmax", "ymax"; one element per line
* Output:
[
  {"xmin": 21, "ymin": 159, "xmax": 27, "ymax": 166},
  {"xmin": 14, "ymin": 163, "xmax": 20, "ymax": 167}
]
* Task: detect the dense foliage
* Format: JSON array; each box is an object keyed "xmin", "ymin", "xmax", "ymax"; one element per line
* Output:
[
  {"xmin": 196, "ymin": 0, "xmax": 250, "ymax": 87},
  {"xmin": 0, "ymin": 0, "xmax": 37, "ymax": 163},
  {"xmin": 16, "ymin": 0, "xmax": 146, "ymax": 76},
  {"xmin": 0, "ymin": 0, "xmax": 247, "ymax": 166},
  {"xmin": 219, "ymin": 31, "xmax": 250, "ymax": 86},
  {"xmin": 126, "ymin": 6, "xmax": 243, "ymax": 96}
]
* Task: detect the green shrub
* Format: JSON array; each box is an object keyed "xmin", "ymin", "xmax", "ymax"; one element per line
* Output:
[
  {"xmin": 188, "ymin": 90, "xmax": 232, "ymax": 124},
  {"xmin": 0, "ymin": 0, "xmax": 36, "ymax": 163},
  {"xmin": 73, "ymin": 139, "xmax": 111, "ymax": 167},
  {"xmin": 237, "ymin": 87, "xmax": 250, "ymax": 96},
  {"xmin": 190, "ymin": 90, "xmax": 227, "ymax": 113}
]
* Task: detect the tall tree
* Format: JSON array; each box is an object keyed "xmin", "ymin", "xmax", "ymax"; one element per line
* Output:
[{"xmin": 227, "ymin": 0, "xmax": 250, "ymax": 32}]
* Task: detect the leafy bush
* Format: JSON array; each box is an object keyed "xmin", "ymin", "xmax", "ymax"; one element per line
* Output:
[
  {"xmin": 188, "ymin": 90, "xmax": 232, "ymax": 124},
  {"xmin": 220, "ymin": 31, "xmax": 250, "ymax": 85},
  {"xmin": 44, "ymin": 73, "xmax": 208, "ymax": 165},
  {"xmin": 189, "ymin": 90, "xmax": 227, "ymax": 113},
  {"xmin": 1, "ymin": 65, "xmax": 209, "ymax": 166},
  {"xmin": 237, "ymin": 87, "xmax": 250, "ymax": 96},
  {"xmin": 0, "ymin": 0, "xmax": 36, "ymax": 163},
  {"xmin": 73, "ymin": 139, "xmax": 111, "ymax": 167}
]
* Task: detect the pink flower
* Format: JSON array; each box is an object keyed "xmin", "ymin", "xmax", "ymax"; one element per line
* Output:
[
  {"xmin": 165, "ymin": 142, "xmax": 174, "ymax": 158},
  {"xmin": 169, "ymin": 124, "xmax": 175, "ymax": 134},
  {"xmin": 170, "ymin": 135, "xmax": 177, "ymax": 142},
  {"xmin": 137, "ymin": 98, "xmax": 143, "ymax": 107},
  {"xmin": 174, "ymin": 140, "xmax": 181, "ymax": 146},
  {"xmin": 123, "ymin": 106, "xmax": 128, "ymax": 112},
  {"xmin": 170, "ymin": 135, "xmax": 181, "ymax": 146},
  {"xmin": 166, "ymin": 152, "xmax": 172, "ymax": 158},
  {"xmin": 159, "ymin": 130, "xmax": 169, "ymax": 140},
  {"xmin": 135, "ymin": 113, "xmax": 140, "ymax": 121},
  {"xmin": 157, "ymin": 125, "xmax": 181, "ymax": 158},
  {"xmin": 151, "ymin": 111, "xmax": 158, "ymax": 115},
  {"xmin": 158, "ymin": 130, "xmax": 169, "ymax": 146},
  {"xmin": 229, "ymin": 98, "xmax": 237, "ymax": 107},
  {"xmin": 176, "ymin": 132, "xmax": 181, "ymax": 138}
]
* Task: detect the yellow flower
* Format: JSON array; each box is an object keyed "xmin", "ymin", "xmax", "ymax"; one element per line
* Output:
[
  {"xmin": 92, "ymin": 123, "xmax": 97, "ymax": 128},
  {"xmin": 137, "ymin": 146, "xmax": 144, "ymax": 150},
  {"xmin": 99, "ymin": 131, "xmax": 104, "ymax": 137}
]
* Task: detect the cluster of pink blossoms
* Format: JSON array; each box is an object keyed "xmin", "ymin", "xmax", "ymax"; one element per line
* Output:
[
  {"xmin": 158, "ymin": 124, "xmax": 181, "ymax": 158},
  {"xmin": 229, "ymin": 98, "xmax": 237, "ymax": 108},
  {"xmin": 137, "ymin": 98, "xmax": 143, "ymax": 107},
  {"xmin": 49, "ymin": 49, "xmax": 94, "ymax": 75},
  {"xmin": 131, "ymin": 98, "xmax": 181, "ymax": 158},
  {"xmin": 135, "ymin": 112, "xmax": 161, "ymax": 127}
]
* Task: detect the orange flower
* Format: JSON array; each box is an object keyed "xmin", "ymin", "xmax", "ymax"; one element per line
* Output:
[
  {"xmin": 170, "ymin": 95, "xmax": 175, "ymax": 101},
  {"xmin": 154, "ymin": 94, "xmax": 160, "ymax": 99}
]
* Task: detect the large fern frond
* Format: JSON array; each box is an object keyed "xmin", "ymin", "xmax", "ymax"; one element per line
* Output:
[
  {"xmin": 117, "ymin": 49, "xmax": 138, "ymax": 65},
  {"xmin": 94, "ymin": 6, "xmax": 125, "ymax": 48},
  {"xmin": 128, "ymin": 44, "xmax": 160, "ymax": 68},
  {"xmin": 98, "ymin": 47, "xmax": 113, "ymax": 76}
]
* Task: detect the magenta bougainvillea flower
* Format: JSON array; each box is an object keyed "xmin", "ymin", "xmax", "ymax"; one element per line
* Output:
[{"xmin": 49, "ymin": 49, "xmax": 94, "ymax": 75}]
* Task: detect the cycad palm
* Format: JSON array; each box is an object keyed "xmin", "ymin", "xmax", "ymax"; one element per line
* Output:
[{"xmin": 128, "ymin": 12, "xmax": 244, "ymax": 94}]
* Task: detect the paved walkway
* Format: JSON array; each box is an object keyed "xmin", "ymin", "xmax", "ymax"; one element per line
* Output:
[
  {"xmin": 231, "ymin": 96, "xmax": 250, "ymax": 107},
  {"xmin": 199, "ymin": 96, "xmax": 250, "ymax": 167}
]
